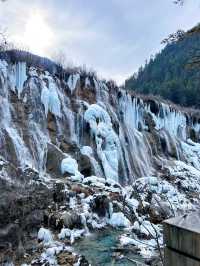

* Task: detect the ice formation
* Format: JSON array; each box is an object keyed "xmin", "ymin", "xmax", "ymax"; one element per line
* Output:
[
  {"xmin": 41, "ymin": 81, "xmax": 50, "ymax": 117},
  {"xmin": 109, "ymin": 212, "xmax": 131, "ymax": 227},
  {"xmin": 0, "ymin": 56, "xmax": 200, "ymax": 266},
  {"xmin": 67, "ymin": 73, "xmax": 80, "ymax": 93},
  {"xmin": 38, "ymin": 227, "xmax": 53, "ymax": 243},
  {"xmin": 85, "ymin": 77, "xmax": 90, "ymax": 88},
  {"xmin": 61, "ymin": 156, "xmax": 84, "ymax": 182},
  {"xmin": 15, "ymin": 62, "xmax": 27, "ymax": 97},
  {"xmin": 61, "ymin": 156, "xmax": 79, "ymax": 175},
  {"xmin": 40, "ymin": 74, "xmax": 61, "ymax": 117},
  {"xmin": 84, "ymin": 104, "xmax": 119, "ymax": 181},
  {"xmin": 0, "ymin": 60, "xmax": 27, "ymax": 97},
  {"xmin": 58, "ymin": 228, "xmax": 85, "ymax": 244},
  {"xmin": 1, "ymin": 58, "xmax": 199, "ymax": 182}
]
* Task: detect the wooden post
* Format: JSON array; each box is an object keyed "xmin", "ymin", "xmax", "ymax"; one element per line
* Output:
[{"xmin": 163, "ymin": 213, "xmax": 200, "ymax": 266}]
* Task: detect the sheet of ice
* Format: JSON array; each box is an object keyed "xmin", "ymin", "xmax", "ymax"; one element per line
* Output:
[{"xmin": 118, "ymin": 92, "xmax": 154, "ymax": 178}]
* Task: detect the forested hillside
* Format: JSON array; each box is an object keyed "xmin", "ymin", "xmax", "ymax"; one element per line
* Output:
[{"xmin": 125, "ymin": 25, "xmax": 200, "ymax": 108}]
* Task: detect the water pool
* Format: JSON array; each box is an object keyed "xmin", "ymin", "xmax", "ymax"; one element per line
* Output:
[{"xmin": 74, "ymin": 229, "xmax": 146, "ymax": 266}]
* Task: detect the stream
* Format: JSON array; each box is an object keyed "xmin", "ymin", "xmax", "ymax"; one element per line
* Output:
[{"xmin": 74, "ymin": 229, "xmax": 146, "ymax": 266}]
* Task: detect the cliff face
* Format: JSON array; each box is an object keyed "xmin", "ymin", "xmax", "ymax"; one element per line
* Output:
[
  {"xmin": 0, "ymin": 56, "xmax": 200, "ymax": 264},
  {"xmin": 0, "ymin": 59, "xmax": 200, "ymax": 183}
]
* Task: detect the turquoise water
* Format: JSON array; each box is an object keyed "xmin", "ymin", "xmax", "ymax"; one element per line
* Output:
[{"xmin": 74, "ymin": 229, "xmax": 145, "ymax": 266}]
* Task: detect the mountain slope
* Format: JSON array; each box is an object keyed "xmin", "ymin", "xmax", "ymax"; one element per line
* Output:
[
  {"xmin": 125, "ymin": 25, "xmax": 200, "ymax": 108},
  {"xmin": 0, "ymin": 50, "xmax": 200, "ymax": 265}
]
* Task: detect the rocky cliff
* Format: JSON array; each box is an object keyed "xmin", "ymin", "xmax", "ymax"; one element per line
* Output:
[{"xmin": 0, "ymin": 52, "xmax": 200, "ymax": 265}]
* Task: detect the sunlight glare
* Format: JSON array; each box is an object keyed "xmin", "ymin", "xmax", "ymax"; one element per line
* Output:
[{"xmin": 22, "ymin": 10, "xmax": 53, "ymax": 56}]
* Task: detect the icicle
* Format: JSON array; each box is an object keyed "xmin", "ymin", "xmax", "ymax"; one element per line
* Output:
[{"xmin": 15, "ymin": 62, "xmax": 27, "ymax": 98}]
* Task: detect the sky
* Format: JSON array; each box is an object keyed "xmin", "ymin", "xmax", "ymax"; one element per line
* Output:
[{"xmin": 0, "ymin": 0, "xmax": 200, "ymax": 84}]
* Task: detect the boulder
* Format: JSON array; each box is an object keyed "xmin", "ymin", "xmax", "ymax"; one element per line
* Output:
[
  {"xmin": 46, "ymin": 143, "xmax": 65, "ymax": 176},
  {"xmin": 77, "ymin": 153, "xmax": 94, "ymax": 177},
  {"xmin": 61, "ymin": 212, "xmax": 82, "ymax": 229},
  {"xmin": 60, "ymin": 139, "xmax": 79, "ymax": 155},
  {"xmin": 90, "ymin": 195, "xmax": 110, "ymax": 217},
  {"xmin": 149, "ymin": 198, "xmax": 173, "ymax": 223}
]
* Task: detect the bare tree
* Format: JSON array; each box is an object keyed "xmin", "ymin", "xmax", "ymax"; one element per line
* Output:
[
  {"xmin": 173, "ymin": 0, "xmax": 184, "ymax": 5},
  {"xmin": 0, "ymin": 28, "xmax": 8, "ymax": 51}
]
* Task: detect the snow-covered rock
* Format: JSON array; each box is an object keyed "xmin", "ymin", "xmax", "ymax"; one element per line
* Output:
[
  {"xmin": 38, "ymin": 227, "xmax": 53, "ymax": 244},
  {"xmin": 109, "ymin": 212, "xmax": 131, "ymax": 228},
  {"xmin": 61, "ymin": 155, "xmax": 84, "ymax": 182}
]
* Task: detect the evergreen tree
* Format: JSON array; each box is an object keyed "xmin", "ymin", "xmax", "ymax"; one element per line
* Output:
[{"xmin": 125, "ymin": 25, "xmax": 200, "ymax": 108}]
